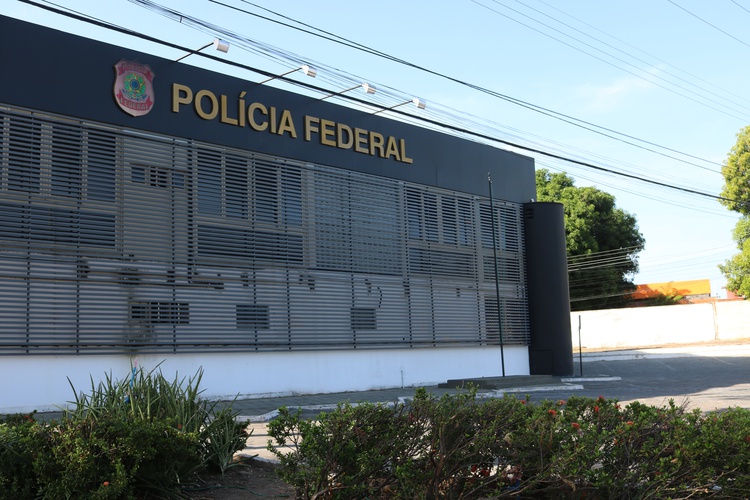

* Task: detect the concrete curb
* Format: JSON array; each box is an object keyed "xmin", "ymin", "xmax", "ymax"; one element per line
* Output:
[{"xmin": 238, "ymin": 383, "xmax": 589, "ymax": 422}]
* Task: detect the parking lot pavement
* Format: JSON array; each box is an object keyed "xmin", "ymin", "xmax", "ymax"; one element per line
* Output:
[{"xmin": 241, "ymin": 343, "xmax": 750, "ymax": 462}]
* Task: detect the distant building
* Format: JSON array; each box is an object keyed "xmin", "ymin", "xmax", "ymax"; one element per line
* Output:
[{"xmin": 631, "ymin": 279, "xmax": 711, "ymax": 304}]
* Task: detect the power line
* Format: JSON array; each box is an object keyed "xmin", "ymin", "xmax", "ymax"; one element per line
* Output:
[
  {"xmin": 20, "ymin": 0, "xmax": 743, "ymax": 208},
  {"xmin": 535, "ymin": 0, "xmax": 750, "ymax": 110},
  {"xmin": 203, "ymin": 0, "xmax": 723, "ymax": 171},
  {"xmin": 667, "ymin": 0, "xmax": 750, "ymax": 50},
  {"xmin": 475, "ymin": 0, "xmax": 750, "ymax": 122},
  {"xmin": 514, "ymin": 0, "xmax": 750, "ymax": 113}
]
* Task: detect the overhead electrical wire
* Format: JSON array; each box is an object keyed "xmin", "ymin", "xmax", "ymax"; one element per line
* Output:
[
  {"xmin": 476, "ymin": 0, "xmax": 750, "ymax": 122},
  {"xmin": 731, "ymin": 0, "xmax": 750, "ymax": 16},
  {"xmin": 20, "ymin": 0, "xmax": 744, "ymax": 209},
  {"xmin": 203, "ymin": 0, "xmax": 723, "ymax": 171},
  {"xmin": 667, "ymin": 0, "xmax": 750, "ymax": 50},
  {"xmin": 14, "ymin": 0, "xmax": 746, "ymax": 296},
  {"xmin": 535, "ymin": 0, "xmax": 750, "ymax": 110}
]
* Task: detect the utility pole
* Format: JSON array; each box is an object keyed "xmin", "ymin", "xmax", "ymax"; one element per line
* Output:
[{"xmin": 488, "ymin": 173, "xmax": 506, "ymax": 377}]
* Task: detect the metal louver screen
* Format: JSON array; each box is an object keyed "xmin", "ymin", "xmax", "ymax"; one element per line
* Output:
[{"xmin": 0, "ymin": 105, "xmax": 529, "ymax": 355}]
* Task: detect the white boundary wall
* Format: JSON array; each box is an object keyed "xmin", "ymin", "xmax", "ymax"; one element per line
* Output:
[
  {"xmin": 0, "ymin": 346, "xmax": 527, "ymax": 414},
  {"xmin": 571, "ymin": 300, "xmax": 750, "ymax": 350}
]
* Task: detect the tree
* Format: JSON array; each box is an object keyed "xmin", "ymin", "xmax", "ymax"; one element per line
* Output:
[
  {"xmin": 536, "ymin": 169, "xmax": 645, "ymax": 310},
  {"xmin": 719, "ymin": 126, "xmax": 750, "ymax": 298}
]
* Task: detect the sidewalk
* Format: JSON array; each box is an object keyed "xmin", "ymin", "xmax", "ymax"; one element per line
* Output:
[
  {"xmin": 229, "ymin": 374, "xmax": 585, "ymax": 422},
  {"xmin": 229, "ymin": 340, "xmax": 750, "ymax": 423},
  {"xmin": 234, "ymin": 374, "xmax": 589, "ymax": 463}
]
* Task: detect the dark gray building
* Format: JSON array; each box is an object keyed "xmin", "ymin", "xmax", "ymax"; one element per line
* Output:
[{"xmin": 0, "ymin": 15, "xmax": 571, "ymax": 413}]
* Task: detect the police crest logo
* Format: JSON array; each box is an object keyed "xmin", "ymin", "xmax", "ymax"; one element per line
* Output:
[{"xmin": 114, "ymin": 59, "xmax": 155, "ymax": 116}]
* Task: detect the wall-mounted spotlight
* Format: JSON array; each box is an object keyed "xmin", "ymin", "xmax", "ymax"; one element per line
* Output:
[
  {"xmin": 258, "ymin": 64, "xmax": 317, "ymax": 85},
  {"xmin": 372, "ymin": 97, "xmax": 426, "ymax": 115},
  {"xmin": 319, "ymin": 82, "xmax": 376, "ymax": 101},
  {"xmin": 175, "ymin": 38, "xmax": 230, "ymax": 62}
]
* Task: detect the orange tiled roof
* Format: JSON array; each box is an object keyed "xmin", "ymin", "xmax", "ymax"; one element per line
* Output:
[{"xmin": 631, "ymin": 279, "xmax": 711, "ymax": 300}]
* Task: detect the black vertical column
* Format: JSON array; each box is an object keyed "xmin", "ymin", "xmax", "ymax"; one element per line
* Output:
[{"xmin": 523, "ymin": 202, "xmax": 573, "ymax": 376}]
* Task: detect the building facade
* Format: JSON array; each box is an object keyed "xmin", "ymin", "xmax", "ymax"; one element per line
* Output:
[{"xmin": 0, "ymin": 16, "xmax": 571, "ymax": 413}]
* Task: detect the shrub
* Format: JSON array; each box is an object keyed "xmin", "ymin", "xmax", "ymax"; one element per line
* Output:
[
  {"xmin": 34, "ymin": 414, "xmax": 202, "ymax": 499},
  {"xmin": 0, "ymin": 365, "xmax": 248, "ymax": 498},
  {"xmin": 66, "ymin": 364, "xmax": 249, "ymax": 474},
  {"xmin": 0, "ymin": 412, "xmax": 45, "ymax": 500},
  {"xmin": 268, "ymin": 390, "xmax": 750, "ymax": 499}
]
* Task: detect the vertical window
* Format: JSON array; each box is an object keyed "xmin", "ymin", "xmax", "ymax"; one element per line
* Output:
[
  {"xmin": 86, "ymin": 129, "xmax": 117, "ymax": 201},
  {"xmin": 197, "ymin": 148, "xmax": 222, "ymax": 215},
  {"xmin": 7, "ymin": 118, "xmax": 41, "ymax": 193},
  {"xmin": 254, "ymin": 163, "xmax": 277, "ymax": 224},
  {"xmin": 424, "ymin": 193, "xmax": 438, "ymax": 242},
  {"xmin": 50, "ymin": 125, "xmax": 82, "ymax": 197},
  {"xmin": 281, "ymin": 169, "xmax": 302, "ymax": 226},
  {"xmin": 484, "ymin": 296, "xmax": 501, "ymax": 338},
  {"xmin": 225, "ymin": 153, "xmax": 248, "ymax": 219},
  {"xmin": 457, "ymin": 199, "xmax": 473, "ymax": 246},
  {"xmin": 480, "ymin": 204, "xmax": 501, "ymax": 249},
  {"xmin": 254, "ymin": 162, "xmax": 302, "ymax": 227},
  {"xmin": 406, "ymin": 188, "xmax": 422, "ymax": 239},
  {"xmin": 442, "ymin": 197, "xmax": 458, "ymax": 245}
]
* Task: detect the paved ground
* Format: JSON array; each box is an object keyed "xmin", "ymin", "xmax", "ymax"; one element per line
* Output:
[
  {"xmin": 31, "ymin": 341, "xmax": 750, "ymax": 462},
  {"xmin": 237, "ymin": 342, "xmax": 750, "ymax": 461}
]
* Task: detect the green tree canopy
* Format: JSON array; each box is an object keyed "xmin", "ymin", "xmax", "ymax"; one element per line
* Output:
[
  {"xmin": 720, "ymin": 125, "xmax": 750, "ymax": 216},
  {"xmin": 536, "ymin": 169, "xmax": 645, "ymax": 310},
  {"xmin": 720, "ymin": 126, "xmax": 750, "ymax": 297}
]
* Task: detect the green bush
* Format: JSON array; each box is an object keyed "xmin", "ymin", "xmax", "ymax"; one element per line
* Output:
[
  {"xmin": 66, "ymin": 364, "xmax": 249, "ymax": 474},
  {"xmin": 0, "ymin": 365, "xmax": 248, "ymax": 498},
  {"xmin": 34, "ymin": 414, "xmax": 202, "ymax": 499},
  {"xmin": 0, "ymin": 412, "xmax": 45, "ymax": 500},
  {"xmin": 268, "ymin": 390, "xmax": 750, "ymax": 499}
]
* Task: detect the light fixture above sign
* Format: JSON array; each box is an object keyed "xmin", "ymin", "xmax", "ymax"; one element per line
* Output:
[
  {"xmin": 372, "ymin": 97, "xmax": 426, "ymax": 115},
  {"xmin": 258, "ymin": 64, "xmax": 317, "ymax": 85},
  {"xmin": 319, "ymin": 82, "xmax": 376, "ymax": 101},
  {"xmin": 175, "ymin": 38, "xmax": 230, "ymax": 63}
]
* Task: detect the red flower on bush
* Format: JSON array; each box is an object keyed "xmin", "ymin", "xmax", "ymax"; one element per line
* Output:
[
  {"xmin": 103, "ymin": 482, "xmax": 110, "ymax": 487},
  {"xmin": 626, "ymin": 421, "xmax": 634, "ymax": 426},
  {"xmin": 571, "ymin": 422, "xmax": 581, "ymax": 430},
  {"xmin": 548, "ymin": 409, "xmax": 557, "ymax": 417},
  {"xmin": 557, "ymin": 400, "xmax": 566, "ymax": 406},
  {"xmin": 520, "ymin": 400, "xmax": 526, "ymax": 405},
  {"xmin": 177, "ymin": 424, "xmax": 183, "ymax": 430},
  {"xmin": 594, "ymin": 406, "xmax": 600, "ymax": 414}
]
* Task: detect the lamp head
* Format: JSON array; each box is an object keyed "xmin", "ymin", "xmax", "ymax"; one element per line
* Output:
[{"xmin": 213, "ymin": 38, "xmax": 230, "ymax": 53}]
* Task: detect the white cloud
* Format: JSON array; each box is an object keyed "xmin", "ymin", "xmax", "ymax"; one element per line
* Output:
[{"xmin": 576, "ymin": 74, "xmax": 654, "ymax": 113}]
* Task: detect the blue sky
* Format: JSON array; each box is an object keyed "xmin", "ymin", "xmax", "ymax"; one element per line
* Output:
[{"xmin": 4, "ymin": 0, "xmax": 748, "ymax": 295}]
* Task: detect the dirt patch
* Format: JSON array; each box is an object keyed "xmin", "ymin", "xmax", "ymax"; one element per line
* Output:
[{"xmin": 184, "ymin": 457, "xmax": 294, "ymax": 499}]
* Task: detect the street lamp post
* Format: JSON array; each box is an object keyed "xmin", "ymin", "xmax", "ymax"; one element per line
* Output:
[{"xmin": 488, "ymin": 173, "xmax": 506, "ymax": 377}]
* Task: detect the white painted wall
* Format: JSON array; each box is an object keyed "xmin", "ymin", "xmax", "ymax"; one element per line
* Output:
[
  {"xmin": 571, "ymin": 300, "xmax": 750, "ymax": 350},
  {"xmin": 715, "ymin": 300, "xmax": 750, "ymax": 340},
  {"xmin": 0, "ymin": 345, "xmax": 527, "ymax": 414}
]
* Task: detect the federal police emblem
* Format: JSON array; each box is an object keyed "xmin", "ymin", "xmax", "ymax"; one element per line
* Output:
[{"xmin": 114, "ymin": 59, "xmax": 155, "ymax": 117}]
